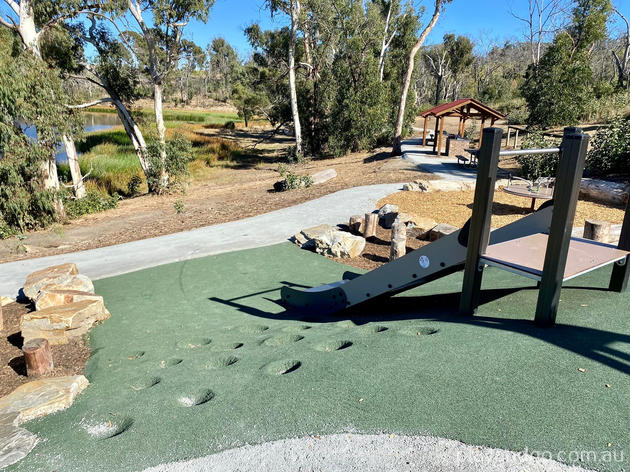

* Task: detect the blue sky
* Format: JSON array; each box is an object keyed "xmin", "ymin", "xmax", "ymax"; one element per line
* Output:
[{"xmin": 184, "ymin": 0, "xmax": 630, "ymax": 58}]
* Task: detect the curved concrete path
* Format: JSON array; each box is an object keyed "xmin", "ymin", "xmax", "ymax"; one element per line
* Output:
[
  {"xmin": 143, "ymin": 434, "xmax": 589, "ymax": 472},
  {"xmin": 0, "ymin": 183, "xmax": 402, "ymax": 297}
]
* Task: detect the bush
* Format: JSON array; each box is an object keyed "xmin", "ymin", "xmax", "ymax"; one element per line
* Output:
[
  {"xmin": 223, "ymin": 120, "xmax": 236, "ymax": 130},
  {"xmin": 146, "ymin": 135, "xmax": 194, "ymax": 193},
  {"xmin": 127, "ymin": 175, "xmax": 143, "ymax": 196},
  {"xmin": 274, "ymin": 163, "xmax": 313, "ymax": 191},
  {"xmin": 586, "ymin": 117, "xmax": 630, "ymax": 176},
  {"xmin": 517, "ymin": 131, "xmax": 559, "ymax": 181},
  {"xmin": 63, "ymin": 189, "xmax": 118, "ymax": 219}
]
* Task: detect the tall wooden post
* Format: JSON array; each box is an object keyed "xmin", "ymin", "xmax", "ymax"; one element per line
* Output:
[
  {"xmin": 534, "ymin": 130, "xmax": 590, "ymax": 326},
  {"xmin": 433, "ymin": 117, "xmax": 440, "ymax": 153},
  {"xmin": 422, "ymin": 116, "xmax": 429, "ymax": 145},
  {"xmin": 478, "ymin": 117, "xmax": 486, "ymax": 147},
  {"xmin": 610, "ymin": 196, "xmax": 630, "ymax": 292},
  {"xmin": 459, "ymin": 128, "xmax": 503, "ymax": 316},
  {"xmin": 457, "ymin": 117, "xmax": 463, "ymax": 136},
  {"xmin": 437, "ymin": 117, "xmax": 445, "ymax": 156}
]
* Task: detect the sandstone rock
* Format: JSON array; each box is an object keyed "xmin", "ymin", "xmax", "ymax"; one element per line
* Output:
[
  {"xmin": 21, "ymin": 299, "xmax": 110, "ymax": 345},
  {"xmin": 35, "ymin": 289, "xmax": 105, "ymax": 311},
  {"xmin": 402, "ymin": 180, "xmax": 429, "ymax": 192},
  {"xmin": 0, "ymin": 412, "xmax": 39, "ymax": 469},
  {"xmin": 0, "ymin": 296, "xmax": 14, "ymax": 307},
  {"xmin": 294, "ymin": 224, "xmax": 365, "ymax": 258},
  {"xmin": 23, "ymin": 263, "xmax": 78, "ymax": 301},
  {"xmin": 378, "ymin": 204, "xmax": 399, "ymax": 229},
  {"xmin": 310, "ymin": 168, "xmax": 337, "ymax": 185},
  {"xmin": 428, "ymin": 223, "xmax": 459, "ymax": 241},
  {"xmin": 0, "ymin": 376, "xmax": 89, "ymax": 424},
  {"xmin": 41, "ymin": 274, "xmax": 94, "ymax": 294}
]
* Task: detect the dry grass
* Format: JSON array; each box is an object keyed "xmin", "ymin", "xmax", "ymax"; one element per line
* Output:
[{"xmin": 378, "ymin": 189, "xmax": 626, "ymax": 230}]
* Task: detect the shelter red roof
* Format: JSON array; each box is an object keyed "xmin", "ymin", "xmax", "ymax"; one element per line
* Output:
[{"xmin": 420, "ymin": 98, "xmax": 505, "ymax": 120}]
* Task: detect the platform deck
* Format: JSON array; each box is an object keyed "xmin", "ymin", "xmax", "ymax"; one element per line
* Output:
[{"xmin": 481, "ymin": 232, "xmax": 629, "ymax": 281}]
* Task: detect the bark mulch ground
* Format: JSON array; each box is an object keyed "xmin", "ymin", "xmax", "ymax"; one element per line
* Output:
[{"xmin": 0, "ymin": 302, "xmax": 90, "ymax": 397}]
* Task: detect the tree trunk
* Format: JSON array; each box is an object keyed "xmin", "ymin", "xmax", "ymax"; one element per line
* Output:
[
  {"xmin": 62, "ymin": 135, "xmax": 86, "ymax": 199},
  {"xmin": 363, "ymin": 213, "xmax": 378, "ymax": 238},
  {"xmin": 153, "ymin": 82, "xmax": 169, "ymax": 191},
  {"xmin": 392, "ymin": 0, "xmax": 443, "ymax": 156},
  {"xmin": 111, "ymin": 98, "xmax": 150, "ymax": 173},
  {"xmin": 434, "ymin": 74, "xmax": 443, "ymax": 105},
  {"xmin": 288, "ymin": 0, "xmax": 303, "ymax": 157}
]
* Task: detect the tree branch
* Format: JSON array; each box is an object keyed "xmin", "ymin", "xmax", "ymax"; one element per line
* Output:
[{"xmin": 66, "ymin": 98, "xmax": 114, "ymax": 109}]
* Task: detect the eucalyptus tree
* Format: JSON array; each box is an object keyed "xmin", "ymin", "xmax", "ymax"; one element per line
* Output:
[
  {"xmin": 392, "ymin": 0, "xmax": 449, "ymax": 156},
  {"xmin": 611, "ymin": 6, "xmax": 629, "ymax": 89},
  {"xmin": 207, "ymin": 37, "xmax": 240, "ymax": 101}
]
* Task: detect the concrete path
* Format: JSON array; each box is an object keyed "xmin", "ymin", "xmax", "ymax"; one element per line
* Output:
[
  {"xmin": 144, "ymin": 434, "xmax": 590, "ymax": 472},
  {"xmin": 401, "ymin": 138, "xmax": 478, "ymax": 182},
  {"xmin": 0, "ymin": 183, "xmax": 402, "ymax": 297}
]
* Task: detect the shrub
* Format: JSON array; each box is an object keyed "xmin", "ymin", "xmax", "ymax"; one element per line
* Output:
[
  {"xmin": 517, "ymin": 131, "xmax": 559, "ymax": 181},
  {"xmin": 223, "ymin": 120, "xmax": 236, "ymax": 130},
  {"xmin": 146, "ymin": 134, "xmax": 194, "ymax": 193},
  {"xmin": 275, "ymin": 163, "xmax": 313, "ymax": 191},
  {"xmin": 127, "ymin": 175, "xmax": 143, "ymax": 196},
  {"xmin": 586, "ymin": 117, "xmax": 630, "ymax": 176},
  {"xmin": 63, "ymin": 189, "xmax": 118, "ymax": 219},
  {"xmin": 173, "ymin": 200, "xmax": 185, "ymax": 214}
]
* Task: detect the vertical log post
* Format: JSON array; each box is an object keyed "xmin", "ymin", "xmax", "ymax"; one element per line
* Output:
[
  {"xmin": 433, "ymin": 117, "xmax": 440, "ymax": 153},
  {"xmin": 437, "ymin": 117, "xmax": 445, "ymax": 156},
  {"xmin": 583, "ymin": 220, "xmax": 611, "ymax": 243},
  {"xmin": 534, "ymin": 130, "xmax": 590, "ymax": 326},
  {"xmin": 422, "ymin": 116, "xmax": 429, "ymax": 145},
  {"xmin": 610, "ymin": 195, "xmax": 630, "ymax": 292},
  {"xmin": 390, "ymin": 220, "xmax": 407, "ymax": 261},
  {"xmin": 364, "ymin": 213, "xmax": 378, "ymax": 238},
  {"xmin": 349, "ymin": 215, "xmax": 365, "ymax": 234},
  {"xmin": 459, "ymin": 128, "xmax": 503, "ymax": 316},
  {"xmin": 23, "ymin": 338, "xmax": 54, "ymax": 376},
  {"xmin": 506, "ymin": 127, "xmax": 511, "ymax": 147},
  {"xmin": 478, "ymin": 117, "xmax": 486, "ymax": 147}
]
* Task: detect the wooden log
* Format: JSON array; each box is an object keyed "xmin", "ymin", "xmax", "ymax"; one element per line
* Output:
[
  {"xmin": 348, "ymin": 215, "xmax": 364, "ymax": 234},
  {"xmin": 390, "ymin": 220, "xmax": 407, "ymax": 261},
  {"xmin": 363, "ymin": 213, "xmax": 378, "ymax": 238},
  {"xmin": 23, "ymin": 338, "xmax": 53, "ymax": 377},
  {"xmin": 583, "ymin": 220, "xmax": 611, "ymax": 243}
]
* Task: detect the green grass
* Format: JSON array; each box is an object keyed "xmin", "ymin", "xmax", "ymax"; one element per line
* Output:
[
  {"xmin": 12, "ymin": 243, "xmax": 630, "ymax": 471},
  {"xmin": 88, "ymin": 107, "xmax": 241, "ymax": 125}
]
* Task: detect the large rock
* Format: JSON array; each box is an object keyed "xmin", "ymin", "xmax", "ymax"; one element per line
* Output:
[
  {"xmin": 21, "ymin": 299, "xmax": 110, "ymax": 345},
  {"xmin": 0, "ymin": 412, "xmax": 39, "ymax": 469},
  {"xmin": 0, "ymin": 376, "xmax": 89, "ymax": 424},
  {"xmin": 378, "ymin": 204, "xmax": 399, "ymax": 229},
  {"xmin": 294, "ymin": 224, "xmax": 365, "ymax": 258},
  {"xmin": 311, "ymin": 168, "xmax": 337, "ymax": 185},
  {"xmin": 35, "ymin": 289, "xmax": 105, "ymax": 311},
  {"xmin": 23, "ymin": 263, "xmax": 78, "ymax": 301},
  {"xmin": 428, "ymin": 223, "xmax": 459, "ymax": 241},
  {"xmin": 0, "ymin": 296, "xmax": 14, "ymax": 307},
  {"xmin": 41, "ymin": 274, "xmax": 94, "ymax": 295},
  {"xmin": 402, "ymin": 180, "xmax": 429, "ymax": 192}
]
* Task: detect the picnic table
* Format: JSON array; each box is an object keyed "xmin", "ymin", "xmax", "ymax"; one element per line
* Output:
[
  {"xmin": 456, "ymin": 148, "xmax": 479, "ymax": 167},
  {"xmin": 502, "ymin": 183, "xmax": 553, "ymax": 212}
]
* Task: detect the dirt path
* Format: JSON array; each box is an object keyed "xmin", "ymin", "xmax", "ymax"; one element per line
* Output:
[{"xmin": 1, "ymin": 149, "xmax": 433, "ymax": 263}]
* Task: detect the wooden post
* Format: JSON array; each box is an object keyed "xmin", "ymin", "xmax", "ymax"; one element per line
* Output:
[
  {"xmin": 433, "ymin": 117, "xmax": 440, "ymax": 153},
  {"xmin": 459, "ymin": 128, "xmax": 503, "ymax": 316},
  {"xmin": 478, "ymin": 118, "xmax": 486, "ymax": 148},
  {"xmin": 490, "ymin": 117, "xmax": 496, "ymax": 126},
  {"xmin": 534, "ymin": 130, "xmax": 590, "ymax": 326},
  {"xmin": 364, "ymin": 213, "xmax": 378, "ymax": 238},
  {"xmin": 457, "ymin": 117, "xmax": 463, "ymax": 136},
  {"xmin": 610, "ymin": 196, "xmax": 630, "ymax": 292},
  {"xmin": 506, "ymin": 127, "xmax": 511, "ymax": 147},
  {"xmin": 23, "ymin": 338, "xmax": 54, "ymax": 376},
  {"xmin": 422, "ymin": 116, "xmax": 429, "ymax": 145},
  {"xmin": 349, "ymin": 215, "xmax": 364, "ymax": 234},
  {"xmin": 514, "ymin": 129, "xmax": 519, "ymax": 147},
  {"xmin": 583, "ymin": 220, "xmax": 611, "ymax": 243},
  {"xmin": 390, "ymin": 220, "xmax": 407, "ymax": 261},
  {"xmin": 437, "ymin": 117, "xmax": 445, "ymax": 156}
]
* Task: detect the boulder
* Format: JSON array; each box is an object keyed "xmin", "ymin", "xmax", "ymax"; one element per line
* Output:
[
  {"xmin": 20, "ymin": 299, "xmax": 110, "ymax": 345},
  {"xmin": 0, "ymin": 412, "xmax": 39, "ymax": 469},
  {"xmin": 23, "ymin": 263, "xmax": 78, "ymax": 301},
  {"xmin": 378, "ymin": 204, "xmax": 399, "ymax": 229},
  {"xmin": 35, "ymin": 289, "xmax": 105, "ymax": 311},
  {"xmin": 310, "ymin": 168, "xmax": 337, "ymax": 185},
  {"xmin": 402, "ymin": 180, "xmax": 429, "ymax": 192},
  {"xmin": 0, "ymin": 296, "xmax": 14, "ymax": 307},
  {"xmin": 294, "ymin": 224, "xmax": 365, "ymax": 258},
  {"xmin": 41, "ymin": 274, "xmax": 94, "ymax": 294},
  {"xmin": 428, "ymin": 223, "xmax": 459, "ymax": 241},
  {"xmin": 0, "ymin": 375, "xmax": 89, "ymax": 424}
]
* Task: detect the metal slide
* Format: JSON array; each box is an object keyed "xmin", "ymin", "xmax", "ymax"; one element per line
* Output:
[{"xmin": 281, "ymin": 202, "xmax": 555, "ymax": 315}]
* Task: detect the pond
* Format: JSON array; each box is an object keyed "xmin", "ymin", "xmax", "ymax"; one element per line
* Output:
[{"xmin": 56, "ymin": 112, "xmax": 122, "ymax": 163}]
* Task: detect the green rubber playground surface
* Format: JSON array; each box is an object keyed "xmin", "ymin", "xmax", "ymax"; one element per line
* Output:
[{"xmin": 12, "ymin": 243, "xmax": 630, "ymax": 471}]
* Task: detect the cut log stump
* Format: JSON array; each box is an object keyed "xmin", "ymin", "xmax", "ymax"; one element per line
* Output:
[
  {"xmin": 23, "ymin": 338, "xmax": 53, "ymax": 377},
  {"xmin": 390, "ymin": 220, "xmax": 407, "ymax": 261},
  {"xmin": 348, "ymin": 215, "xmax": 365, "ymax": 234},
  {"xmin": 363, "ymin": 213, "xmax": 378, "ymax": 238},
  {"xmin": 583, "ymin": 220, "xmax": 611, "ymax": 243}
]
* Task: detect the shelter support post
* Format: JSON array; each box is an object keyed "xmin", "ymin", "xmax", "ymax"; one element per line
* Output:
[
  {"xmin": 478, "ymin": 118, "xmax": 486, "ymax": 147},
  {"xmin": 437, "ymin": 117, "xmax": 445, "ymax": 155},
  {"xmin": 534, "ymin": 129, "xmax": 589, "ymax": 326},
  {"xmin": 433, "ymin": 117, "xmax": 440, "ymax": 153},
  {"xmin": 457, "ymin": 117, "xmax": 463, "ymax": 136},
  {"xmin": 609, "ymin": 196, "xmax": 630, "ymax": 292},
  {"xmin": 422, "ymin": 116, "xmax": 429, "ymax": 145},
  {"xmin": 459, "ymin": 128, "xmax": 503, "ymax": 316}
]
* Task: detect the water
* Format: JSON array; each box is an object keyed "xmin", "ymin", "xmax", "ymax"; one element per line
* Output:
[{"xmin": 56, "ymin": 112, "xmax": 122, "ymax": 163}]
